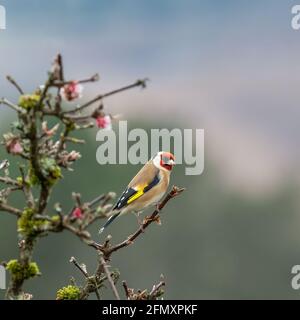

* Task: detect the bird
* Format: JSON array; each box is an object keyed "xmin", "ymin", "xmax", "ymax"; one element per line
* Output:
[{"xmin": 99, "ymin": 151, "xmax": 175, "ymax": 234}]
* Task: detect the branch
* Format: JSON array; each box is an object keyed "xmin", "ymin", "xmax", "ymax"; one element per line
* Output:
[
  {"xmin": 122, "ymin": 278, "xmax": 165, "ymax": 300},
  {"xmin": 90, "ymin": 186, "xmax": 185, "ymax": 258},
  {"xmin": 69, "ymin": 254, "xmax": 118, "ymax": 300},
  {"xmin": 0, "ymin": 98, "xmax": 25, "ymax": 113},
  {"xmin": 52, "ymin": 73, "xmax": 99, "ymax": 87},
  {"xmin": 0, "ymin": 203, "xmax": 22, "ymax": 217},
  {"xmin": 64, "ymin": 136, "xmax": 86, "ymax": 144},
  {"xmin": 70, "ymin": 256, "xmax": 101, "ymax": 300},
  {"xmin": 56, "ymin": 53, "xmax": 64, "ymax": 82},
  {"xmin": 61, "ymin": 222, "xmax": 91, "ymax": 244},
  {"xmin": 99, "ymin": 254, "xmax": 120, "ymax": 300},
  {"xmin": 6, "ymin": 76, "xmax": 24, "ymax": 95},
  {"xmin": 0, "ymin": 176, "xmax": 20, "ymax": 187},
  {"xmin": 122, "ymin": 280, "xmax": 130, "ymax": 300},
  {"xmin": 69, "ymin": 256, "xmax": 89, "ymax": 278},
  {"xmin": 149, "ymin": 279, "xmax": 165, "ymax": 299},
  {"xmin": 62, "ymin": 79, "xmax": 148, "ymax": 115}
]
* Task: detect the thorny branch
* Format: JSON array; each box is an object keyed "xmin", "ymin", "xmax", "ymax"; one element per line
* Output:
[{"xmin": 0, "ymin": 54, "xmax": 184, "ymax": 300}]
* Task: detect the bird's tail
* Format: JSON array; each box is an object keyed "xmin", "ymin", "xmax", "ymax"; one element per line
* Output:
[{"xmin": 99, "ymin": 212, "xmax": 120, "ymax": 234}]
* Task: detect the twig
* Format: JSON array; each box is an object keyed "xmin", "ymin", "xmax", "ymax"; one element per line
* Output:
[
  {"xmin": 37, "ymin": 54, "xmax": 62, "ymax": 111},
  {"xmin": 87, "ymin": 194, "xmax": 106, "ymax": 208},
  {"xmin": 0, "ymin": 98, "xmax": 24, "ymax": 113},
  {"xmin": 62, "ymin": 222, "xmax": 91, "ymax": 244},
  {"xmin": 0, "ymin": 203, "xmax": 22, "ymax": 217},
  {"xmin": 122, "ymin": 280, "xmax": 130, "ymax": 300},
  {"xmin": 149, "ymin": 280, "xmax": 165, "ymax": 299},
  {"xmin": 121, "ymin": 278, "xmax": 164, "ymax": 300},
  {"xmin": 0, "ymin": 176, "xmax": 20, "ymax": 187},
  {"xmin": 89, "ymin": 192, "xmax": 115, "ymax": 208},
  {"xmin": 57, "ymin": 53, "xmax": 64, "ymax": 82},
  {"xmin": 70, "ymin": 256, "xmax": 89, "ymax": 278},
  {"xmin": 6, "ymin": 76, "xmax": 24, "ymax": 94},
  {"xmin": 93, "ymin": 284, "xmax": 101, "ymax": 300},
  {"xmin": 52, "ymin": 74, "xmax": 99, "ymax": 87},
  {"xmin": 70, "ymin": 256, "xmax": 102, "ymax": 299},
  {"xmin": 99, "ymin": 254, "xmax": 120, "ymax": 300},
  {"xmin": 72, "ymin": 192, "xmax": 82, "ymax": 207},
  {"xmin": 64, "ymin": 136, "xmax": 86, "ymax": 144},
  {"xmin": 62, "ymin": 79, "xmax": 148, "ymax": 115},
  {"xmin": 55, "ymin": 125, "xmax": 69, "ymax": 159}
]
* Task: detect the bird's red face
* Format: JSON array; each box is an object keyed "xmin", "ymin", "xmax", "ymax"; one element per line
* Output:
[{"xmin": 160, "ymin": 152, "xmax": 175, "ymax": 171}]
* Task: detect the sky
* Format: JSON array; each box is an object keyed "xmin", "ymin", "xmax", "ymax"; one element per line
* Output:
[{"xmin": 0, "ymin": 0, "xmax": 300, "ymax": 195}]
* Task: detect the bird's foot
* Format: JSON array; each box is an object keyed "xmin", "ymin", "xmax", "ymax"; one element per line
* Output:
[{"xmin": 143, "ymin": 216, "xmax": 153, "ymax": 225}]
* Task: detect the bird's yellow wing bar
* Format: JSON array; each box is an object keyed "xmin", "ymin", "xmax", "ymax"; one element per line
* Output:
[
  {"xmin": 126, "ymin": 186, "xmax": 146, "ymax": 204},
  {"xmin": 113, "ymin": 174, "xmax": 160, "ymax": 211}
]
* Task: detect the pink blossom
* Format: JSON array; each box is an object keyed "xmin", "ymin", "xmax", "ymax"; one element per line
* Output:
[
  {"xmin": 6, "ymin": 139, "xmax": 23, "ymax": 155},
  {"xmin": 72, "ymin": 207, "xmax": 83, "ymax": 219},
  {"xmin": 60, "ymin": 81, "xmax": 83, "ymax": 101},
  {"xmin": 96, "ymin": 115, "xmax": 112, "ymax": 130}
]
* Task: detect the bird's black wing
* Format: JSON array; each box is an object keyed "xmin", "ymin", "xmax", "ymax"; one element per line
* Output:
[
  {"xmin": 113, "ymin": 174, "xmax": 161, "ymax": 211},
  {"xmin": 113, "ymin": 187, "xmax": 137, "ymax": 211}
]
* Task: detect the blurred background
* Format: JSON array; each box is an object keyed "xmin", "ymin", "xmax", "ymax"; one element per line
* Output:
[{"xmin": 1, "ymin": 0, "xmax": 300, "ymax": 299}]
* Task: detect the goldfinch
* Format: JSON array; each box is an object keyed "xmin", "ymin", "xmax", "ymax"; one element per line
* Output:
[{"xmin": 99, "ymin": 151, "xmax": 175, "ymax": 233}]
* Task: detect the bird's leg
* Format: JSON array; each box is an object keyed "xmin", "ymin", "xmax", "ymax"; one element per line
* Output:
[
  {"xmin": 155, "ymin": 203, "xmax": 161, "ymax": 212},
  {"xmin": 142, "ymin": 204, "xmax": 162, "ymax": 225},
  {"xmin": 153, "ymin": 203, "xmax": 162, "ymax": 225}
]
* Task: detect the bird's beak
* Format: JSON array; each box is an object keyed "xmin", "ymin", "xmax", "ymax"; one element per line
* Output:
[{"xmin": 168, "ymin": 159, "xmax": 175, "ymax": 166}]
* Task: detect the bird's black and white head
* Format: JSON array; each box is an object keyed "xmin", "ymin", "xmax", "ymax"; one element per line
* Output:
[{"xmin": 152, "ymin": 151, "xmax": 175, "ymax": 172}]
